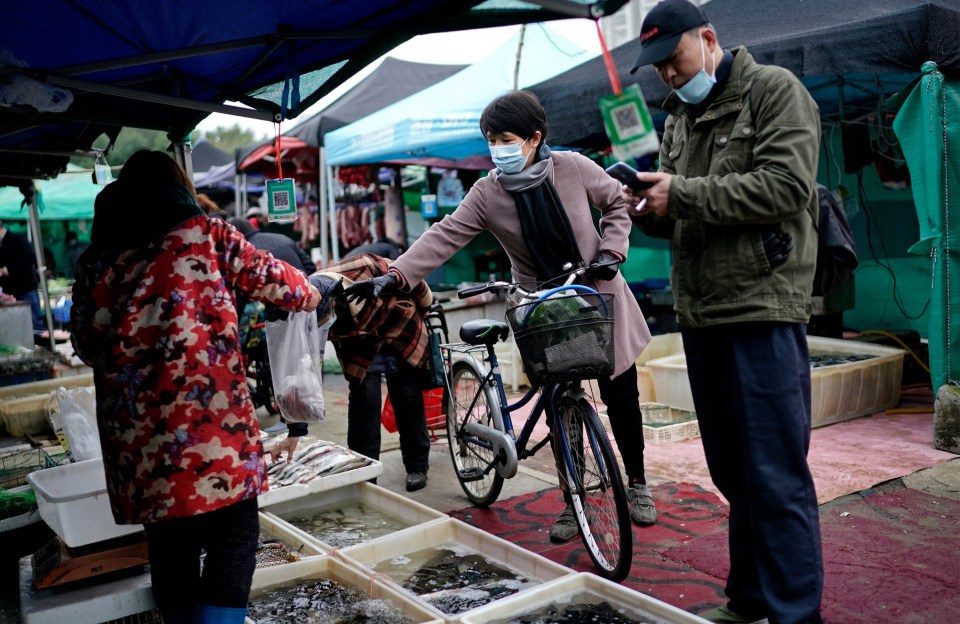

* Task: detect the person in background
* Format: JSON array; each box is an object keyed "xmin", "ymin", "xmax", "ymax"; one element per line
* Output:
[
  {"xmin": 315, "ymin": 253, "xmax": 433, "ymax": 492},
  {"xmin": 65, "ymin": 230, "xmax": 89, "ymax": 279},
  {"xmin": 343, "ymin": 90, "xmax": 658, "ymax": 541},
  {"xmin": 625, "ymin": 2, "xmax": 823, "ymax": 623},
  {"xmin": 197, "ymin": 192, "xmax": 229, "ymax": 220},
  {"xmin": 71, "ymin": 150, "xmax": 321, "ymax": 624},
  {"xmin": 0, "ymin": 219, "xmax": 44, "ymax": 331}
]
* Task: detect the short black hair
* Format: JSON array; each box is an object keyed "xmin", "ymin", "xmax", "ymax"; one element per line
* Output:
[{"xmin": 479, "ymin": 90, "xmax": 548, "ymax": 144}]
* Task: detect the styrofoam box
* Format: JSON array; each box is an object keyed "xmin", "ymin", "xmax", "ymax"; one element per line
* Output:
[
  {"xmin": 246, "ymin": 555, "xmax": 442, "ymax": 624},
  {"xmin": 460, "ymin": 572, "xmax": 711, "ymax": 624},
  {"xmin": 258, "ymin": 443, "xmax": 383, "ymax": 507},
  {"xmin": 338, "ymin": 517, "xmax": 575, "ymax": 622},
  {"xmin": 645, "ymin": 336, "xmax": 906, "ymax": 428},
  {"xmin": 259, "ymin": 512, "xmax": 326, "ymax": 558},
  {"xmin": 26, "ymin": 457, "xmax": 143, "ymax": 548},
  {"xmin": 261, "ymin": 481, "xmax": 447, "ymax": 551}
]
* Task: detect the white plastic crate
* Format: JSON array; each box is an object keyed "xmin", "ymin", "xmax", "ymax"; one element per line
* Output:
[
  {"xmin": 258, "ymin": 512, "xmax": 326, "ymax": 560},
  {"xmin": 339, "ymin": 517, "xmax": 574, "ymax": 622},
  {"xmin": 258, "ymin": 441, "xmax": 383, "ymax": 507},
  {"xmin": 460, "ymin": 572, "xmax": 711, "ymax": 624},
  {"xmin": 644, "ymin": 336, "xmax": 906, "ymax": 428},
  {"xmin": 26, "ymin": 457, "xmax": 143, "ymax": 547},
  {"xmin": 261, "ymin": 481, "xmax": 447, "ymax": 550},
  {"xmin": 246, "ymin": 555, "xmax": 442, "ymax": 624}
]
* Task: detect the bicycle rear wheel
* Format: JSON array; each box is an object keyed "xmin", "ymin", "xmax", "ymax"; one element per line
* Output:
[
  {"xmin": 554, "ymin": 394, "xmax": 632, "ymax": 581},
  {"xmin": 447, "ymin": 360, "xmax": 504, "ymax": 506}
]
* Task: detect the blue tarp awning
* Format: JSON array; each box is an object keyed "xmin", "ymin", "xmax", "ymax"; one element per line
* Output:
[
  {"xmin": 0, "ymin": 0, "xmax": 628, "ymax": 188},
  {"xmin": 325, "ymin": 23, "xmax": 598, "ymax": 166}
]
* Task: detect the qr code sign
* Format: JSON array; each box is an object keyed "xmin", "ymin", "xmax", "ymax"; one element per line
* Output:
[
  {"xmin": 611, "ymin": 103, "xmax": 643, "ymax": 138},
  {"xmin": 272, "ymin": 191, "xmax": 289, "ymax": 208}
]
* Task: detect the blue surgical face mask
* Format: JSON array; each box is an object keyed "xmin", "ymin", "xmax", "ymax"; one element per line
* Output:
[
  {"xmin": 674, "ymin": 34, "xmax": 716, "ymax": 105},
  {"xmin": 490, "ymin": 139, "xmax": 529, "ymax": 174}
]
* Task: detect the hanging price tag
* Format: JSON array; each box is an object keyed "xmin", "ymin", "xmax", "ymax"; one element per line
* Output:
[
  {"xmin": 420, "ymin": 194, "xmax": 438, "ymax": 219},
  {"xmin": 266, "ymin": 178, "xmax": 297, "ymax": 222},
  {"xmin": 93, "ymin": 162, "xmax": 113, "ymax": 186},
  {"xmin": 599, "ymin": 84, "xmax": 660, "ymax": 162}
]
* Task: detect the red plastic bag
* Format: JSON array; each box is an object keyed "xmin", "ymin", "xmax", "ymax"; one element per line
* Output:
[{"xmin": 381, "ymin": 388, "xmax": 445, "ymax": 438}]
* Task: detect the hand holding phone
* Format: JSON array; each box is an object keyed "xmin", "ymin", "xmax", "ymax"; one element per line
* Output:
[{"xmin": 605, "ymin": 161, "xmax": 654, "ymax": 192}]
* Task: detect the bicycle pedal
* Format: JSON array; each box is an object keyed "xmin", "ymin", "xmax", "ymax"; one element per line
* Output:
[{"xmin": 458, "ymin": 467, "xmax": 486, "ymax": 482}]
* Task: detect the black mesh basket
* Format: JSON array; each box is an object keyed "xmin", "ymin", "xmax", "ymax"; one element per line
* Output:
[{"xmin": 506, "ymin": 292, "xmax": 615, "ymax": 386}]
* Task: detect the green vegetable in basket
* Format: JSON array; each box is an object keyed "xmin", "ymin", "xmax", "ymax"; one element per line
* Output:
[{"xmin": 0, "ymin": 489, "xmax": 37, "ymax": 521}]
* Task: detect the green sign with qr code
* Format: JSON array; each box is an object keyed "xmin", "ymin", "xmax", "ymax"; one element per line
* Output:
[
  {"xmin": 599, "ymin": 84, "xmax": 660, "ymax": 162},
  {"xmin": 266, "ymin": 178, "xmax": 297, "ymax": 222}
]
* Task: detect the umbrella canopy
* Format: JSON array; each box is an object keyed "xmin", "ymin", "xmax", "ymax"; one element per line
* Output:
[
  {"xmin": 191, "ymin": 139, "xmax": 233, "ymax": 173},
  {"xmin": 238, "ymin": 136, "xmax": 318, "ymax": 181},
  {"xmin": 0, "ymin": 0, "xmax": 628, "ymax": 187},
  {"xmin": 529, "ymin": 0, "xmax": 960, "ymax": 149},
  {"xmin": 325, "ymin": 23, "xmax": 598, "ymax": 166},
  {"xmin": 287, "ymin": 57, "xmax": 468, "ymax": 148}
]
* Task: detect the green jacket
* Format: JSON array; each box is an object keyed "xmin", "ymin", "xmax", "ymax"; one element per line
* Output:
[{"xmin": 633, "ymin": 47, "xmax": 820, "ymax": 328}]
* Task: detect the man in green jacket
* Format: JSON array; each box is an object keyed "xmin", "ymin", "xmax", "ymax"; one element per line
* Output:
[{"xmin": 625, "ymin": 1, "xmax": 824, "ymax": 623}]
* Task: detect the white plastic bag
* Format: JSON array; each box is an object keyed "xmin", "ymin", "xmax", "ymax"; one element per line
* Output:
[
  {"xmin": 265, "ymin": 311, "xmax": 325, "ymax": 423},
  {"xmin": 48, "ymin": 387, "xmax": 100, "ymax": 461}
]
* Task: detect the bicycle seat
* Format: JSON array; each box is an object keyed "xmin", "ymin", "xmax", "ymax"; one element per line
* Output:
[{"xmin": 459, "ymin": 319, "xmax": 509, "ymax": 346}]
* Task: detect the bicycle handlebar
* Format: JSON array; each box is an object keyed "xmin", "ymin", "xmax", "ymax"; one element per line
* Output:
[{"xmin": 456, "ymin": 259, "xmax": 617, "ymax": 301}]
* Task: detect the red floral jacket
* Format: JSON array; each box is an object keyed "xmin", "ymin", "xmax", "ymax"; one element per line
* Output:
[{"xmin": 72, "ymin": 215, "xmax": 313, "ymax": 524}]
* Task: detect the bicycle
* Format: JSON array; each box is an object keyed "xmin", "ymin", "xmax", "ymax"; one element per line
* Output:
[{"xmin": 440, "ymin": 263, "xmax": 632, "ymax": 581}]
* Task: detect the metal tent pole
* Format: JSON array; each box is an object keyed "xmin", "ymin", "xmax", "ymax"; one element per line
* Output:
[
  {"xmin": 319, "ymin": 147, "xmax": 329, "ymax": 267},
  {"xmin": 26, "ymin": 192, "xmax": 55, "ymax": 352}
]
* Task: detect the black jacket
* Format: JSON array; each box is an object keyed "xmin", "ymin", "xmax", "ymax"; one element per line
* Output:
[{"xmin": 0, "ymin": 229, "xmax": 39, "ymax": 296}]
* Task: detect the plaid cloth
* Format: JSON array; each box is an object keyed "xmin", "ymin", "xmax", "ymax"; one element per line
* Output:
[{"xmin": 325, "ymin": 254, "xmax": 432, "ymax": 383}]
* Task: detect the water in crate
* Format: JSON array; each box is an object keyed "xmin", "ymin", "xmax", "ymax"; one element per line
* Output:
[
  {"xmin": 373, "ymin": 543, "xmax": 537, "ymax": 614},
  {"xmin": 810, "ymin": 353, "xmax": 874, "ymax": 368},
  {"xmin": 286, "ymin": 501, "xmax": 411, "ymax": 548},
  {"xmin": 247, "ymin": 578, "xmax": 413, "ymax": 624},
  {"xmin": 490, "ymin": 599, "xmax": 661, "ymax": 624}
]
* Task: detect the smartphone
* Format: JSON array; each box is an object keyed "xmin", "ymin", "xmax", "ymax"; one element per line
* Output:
[{"xmin": 605, "ymin": 161, "xmax": 654, "ymax": 192}]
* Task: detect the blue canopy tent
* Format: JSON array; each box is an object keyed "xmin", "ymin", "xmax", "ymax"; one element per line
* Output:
[
  {"xmin": 324, "ymin": 23, "xmax": 598, "ymax": 167},
  {"xmin": 0, "ymin": 0, "xmax": 629, "ymax": 349}
]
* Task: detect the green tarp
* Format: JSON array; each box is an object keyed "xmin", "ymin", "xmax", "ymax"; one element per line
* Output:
[
  {"xmin": 0, "ymin": 165, "xmax": 97, "ymax": 221},
  {"xmin": 893, "ymin": 62, "xmax": 960, "ymax": 390}
]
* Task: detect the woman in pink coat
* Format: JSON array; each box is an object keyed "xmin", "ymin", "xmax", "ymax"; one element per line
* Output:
[{"xmin": 345, "ymin": 90, "xmax": 657, "ymax": 542}]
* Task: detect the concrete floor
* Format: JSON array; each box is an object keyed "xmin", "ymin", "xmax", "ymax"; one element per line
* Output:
[{"xmin": 265, "ymin": 372, "xmax": 960, "ymax": 517}]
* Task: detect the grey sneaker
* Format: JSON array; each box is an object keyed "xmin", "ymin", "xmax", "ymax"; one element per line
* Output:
[
  {"xmin": 628, "ymin": 484, "xmax": 657, "ymax": 526},
  {"xmin": 549, "ymin": 505, "xmax": 578, "ymax": 543}
]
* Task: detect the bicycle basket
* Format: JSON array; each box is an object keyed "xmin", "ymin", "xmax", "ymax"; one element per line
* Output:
[{"xmin": 506, "ymin": 292, "xmax": 615, "ymax": 385}]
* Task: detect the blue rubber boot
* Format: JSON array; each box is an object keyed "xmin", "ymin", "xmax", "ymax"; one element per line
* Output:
[{"xmin": 195, "ymin": 605, "xmax": 248, "ymax": 624}]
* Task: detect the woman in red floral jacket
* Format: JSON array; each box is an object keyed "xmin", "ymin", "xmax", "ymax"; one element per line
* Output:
[{"xmin": 71, "ymin": 150, "xmax": 320, "ymax": 624}]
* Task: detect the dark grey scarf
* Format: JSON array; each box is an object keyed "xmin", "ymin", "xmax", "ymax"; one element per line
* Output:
[{"xmin": 498, "ymin": 146, "xmax": 582, "ymax": 283}]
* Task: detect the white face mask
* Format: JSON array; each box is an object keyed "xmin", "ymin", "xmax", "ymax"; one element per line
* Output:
[
  {"xmin": 489, "ymin": 139, "xmax": 529, "ymax": 174},
  {"xmin": 674, "ymin": 34, "xmax": 717, "ymax": 105}
]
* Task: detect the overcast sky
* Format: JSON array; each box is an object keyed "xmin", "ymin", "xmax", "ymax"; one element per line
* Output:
[{"xmin": 195, "ymin": 18, "xmax": 602, "ymax": 139}]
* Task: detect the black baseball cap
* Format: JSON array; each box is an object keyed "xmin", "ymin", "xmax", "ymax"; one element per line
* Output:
[{"xmin": 630, "ymin": 0, "xmax": 710, "ymax": 73}]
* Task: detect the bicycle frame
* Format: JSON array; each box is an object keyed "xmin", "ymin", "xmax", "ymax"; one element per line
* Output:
[{"xmin": 446, "ymin": 340, "xmax": 595, "ymax": 478}]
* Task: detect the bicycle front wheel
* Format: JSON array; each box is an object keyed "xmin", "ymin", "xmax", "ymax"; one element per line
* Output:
[
  {"xmin": 447, "ymin": 360, "xmax": 505, "ymax": 506},
  {"xmin": 554, "ymin": 394, "xmax": 632, "ymax": 581}
]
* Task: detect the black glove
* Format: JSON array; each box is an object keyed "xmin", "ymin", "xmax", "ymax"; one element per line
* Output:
[
  {"xmin": 761, "ymin": 230, "xmax": 793, "ymax": 269},
  {"xmin": 309, "ymin": 274, "xmax": 344, "ymax": 321},
  {"xmin": 343, "ymin": 272, "xmax": 398, "ymax": 305},
  {"xmin": 588, "ymin": 251, "xmax": 621, "ymax": 281}
]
